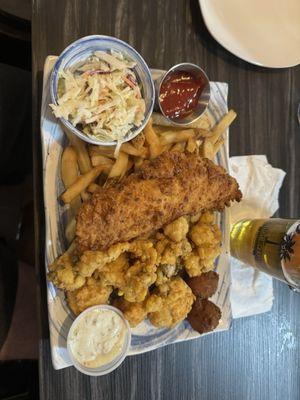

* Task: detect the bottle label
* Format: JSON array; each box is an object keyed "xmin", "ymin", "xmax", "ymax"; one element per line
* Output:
[
  {"xmin": 252, "ymin": 219, "xmax": 297, "ymax": 281},
  {"xmin": 281, "ymin": 221, "xmax": 300, "ymax": 288}
]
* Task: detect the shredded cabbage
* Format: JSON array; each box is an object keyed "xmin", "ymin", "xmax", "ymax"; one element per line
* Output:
[{"xmin": 50, "ymin": 51, "xmax": 146, "ymax": 142}]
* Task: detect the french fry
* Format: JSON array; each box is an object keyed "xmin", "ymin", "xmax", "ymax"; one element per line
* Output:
[
  {"xmin": 133, "ymin": 156, "xmax": 144, "ymax": 170},
  {"xmin": 194, "ymin": 128, "xmax": 213, "ymax": 138},
  {"xmin": 161, "ymin": 143, "xmax": 173, "ymax": 153},
  {"xmin": 151, "ymin": 112, "xmax": 211, "ymax": 129},
  {"xmin": 89, "ymin": 142, "xmax": 147, "ymax": 159},
  {"xmin": 61, "ymin": 146, "xmax": 81, "ymax": 214},
  {"xmin": 153, "ymin": 125, "xmax": 169, "ymax": 135},
  {"xmin": 66, "ymin": 241, "xmax": 76, "ymax": 255},
  {"xmin": 61, "ymin": 164, "xmax": 104, "ymax": 204},
  {"xmin": 212, "ymin": 138, "xmax": 225, "ymax": 157},
  {"xmin": 87, "ymin": 183, "xmax": 100, "ymax": 193},
  {"xmin": 65, "ymin": 218, "xmax": 76, "ymax": 244},
  {"xmin": 120, "ymin": 142, "xmax": 148, "ymax": 158},
  {"xmin": 61, "ymin": 146, "xmax": 78, "ymax": 187},
  {"xmin": 104, "ymin": 178, "xmax": 119, "ymax": 189},
  {"xmin": 186, "ymin": 137, "xmax": 197, "ymax": 153},
  {"xmin": 203, "ymin": 139, "xmax": 214, "ymax": 160},
  {"xmin": 97, "ymin": 173, "xmax": 107, "ymax": 187},
  {"xmin": 61, "ymin": 124, "xmax": 92, "ymax": 173},
  {"xmin": 131, "ymin": 133, "xmax": 145, "ymax": 149},
  {"xmin": 125, "ymin": 159, "xmax": 134, "ymax": 174},
  {"xmin": 91, "ymin": 154, "xmax": 114, "ymax": 169},
  {"xmin": 144, "ymin": 119, "xmax": 163, "ymax": 159},
  {"xmin": 171, "ymin": 142, "xmax": 186, "ymax": 152},
  {"xmin": 88, "ymin": 145, "xmax": 115, "ymax": 158},
  {"xmin": 197, "ymin": 138, "xmax": 204, "ymax": 147},
  {"xmin": 81, "ymin": 190, "xmax": 91, "ymax": 202},
  {"xmin": 108, "ymin": 152, "xmax": 129, "ymax": 179},
  {"xmin": 159, "ymin": 129, "xmax": 195, "ymax": 145},
  {"xmin": 209, "ymin": 109, "xmax": 237, "ymax": 145}
]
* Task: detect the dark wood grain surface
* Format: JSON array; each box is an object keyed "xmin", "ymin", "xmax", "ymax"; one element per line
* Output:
[{"xmin": 32, "ymin": 1, "xmax": 300, "ymax": 399}]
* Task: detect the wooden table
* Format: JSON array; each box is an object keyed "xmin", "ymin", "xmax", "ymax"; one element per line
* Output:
[{"xmin": 32, "ymin": 1, "xmax": 300, "ymax": 399}]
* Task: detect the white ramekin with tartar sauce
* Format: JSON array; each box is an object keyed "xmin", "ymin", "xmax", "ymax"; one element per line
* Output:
[{"xmin": 67, "ymin": 305, "xmax": 131, "ymax": 376}]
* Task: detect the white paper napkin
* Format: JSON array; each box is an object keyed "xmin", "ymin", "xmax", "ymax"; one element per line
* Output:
[{"xmin": 229, "ymin": 155, "xmax": 286, "ymax": 318}]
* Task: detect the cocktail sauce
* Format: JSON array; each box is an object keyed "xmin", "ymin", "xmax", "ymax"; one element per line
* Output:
[{"xmin": 159, "ymin": 70, "xmax": 205, "ymax": 120}]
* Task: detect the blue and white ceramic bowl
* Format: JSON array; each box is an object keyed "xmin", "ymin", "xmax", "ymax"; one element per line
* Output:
[{"xmin": 50, "ymin": 35, "xmax": 155, "ymax": 146}]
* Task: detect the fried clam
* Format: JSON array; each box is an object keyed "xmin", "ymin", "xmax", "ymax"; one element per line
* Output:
[
  {"xmin": 148, "ymin": 277, "xmax": 195, "ymax": 328},
  {"xmin": 99, "ymin": 252, "xmax": 128, "ymax": 289},
  {"xmin": 184, "ymin": 216, "xmax": 222, "ymax": 277},
  {"xmin": 99, "ymin": 240, "xmax": 158, "ymax": 303},
  {"xmin": 163, "ymin": 216, "xmax": 189, "ymax": 243},
  {"xmin": 119, "ymin": 240, "xmax": 158, "ymax": 302},
  {"xmin": 113, "ymin": 294, "xmax": 162, "ymax": 327},
  {"xmin": 66, "ymin": 276, "xmax": 113, "ymax": 315},
  {"xmin": 48, "ymin": 239, "xmax": 158, "ymax": 307},
  {"xmin": 47, "ymin": 242, "xmax": 130, "ymax": 289},
  {"xmin": 47, "ymin": 252, "xmax": 85, "ymax": 291},
  {"xmin": 155, "ymin": 232, "xmax": 192, "ymax": 266},
  {"xmin": 77, "ymin": 242, "xmax": 130, "ymax": 277}
]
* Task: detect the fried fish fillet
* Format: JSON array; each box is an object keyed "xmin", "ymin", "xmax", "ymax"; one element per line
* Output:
[{"xmin": 76, "ymin": 151, "xmax": 242, "ymax": 251}]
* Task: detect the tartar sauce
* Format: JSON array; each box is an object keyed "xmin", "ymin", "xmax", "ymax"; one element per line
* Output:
[{"xmin": 68, "ymin": 308, "xmax": 126, "ymax": 368}]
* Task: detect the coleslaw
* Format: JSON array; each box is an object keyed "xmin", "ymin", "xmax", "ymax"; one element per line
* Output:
[{"xmin": 50, "ymin": 50, "xmax": 146, "ymax": 142}]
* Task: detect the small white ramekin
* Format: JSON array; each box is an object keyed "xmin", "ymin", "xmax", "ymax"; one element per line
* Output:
[{"xmin": 67, "ymin": 305, "xmax": 131, "ymax": 376}]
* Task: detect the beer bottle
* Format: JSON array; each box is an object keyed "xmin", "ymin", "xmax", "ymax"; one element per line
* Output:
[{"xmin": 230, "ymin": 218, "xmax": 300, "ymax": 290}]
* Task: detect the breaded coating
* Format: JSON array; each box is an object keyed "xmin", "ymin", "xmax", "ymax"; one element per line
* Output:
[
  {"xmin": 77, "ymin": 242, "xmax": 130, "ymax": 277},
  {"xmin": 145, "ymin": 294, "xmax": 163, "ymax": 313},
  {"xmin": 189, "ymin": 222, "xmax": 221, "ymax": 247},
  {"xmin": 187, "ymin": 298, "xmax": 221, "ymax": 334},
  {"xmin": 100, "ymin": 253, "xmax": 129, "ymax": 288},
  {"xmin": 113, "ymin": 297, "xmax": 148, "ymax": 327},
  {"xmin": 183, "ymin": 251, "xmax": 205, "ymax": 277},
  {"xmin": 113, "ymin": 294, "xmax": 163, "ymax": 327},
  {"xmin": 185, "ymin": 271, "xmax": 219, "ymax": 298},
  {"xmin": 198, "ymin": 211, "xmax": 215, "ymax": 224},
  {"xmin": 148, "ymin": 277, "xmax": 195, "ymax": 328},
  {"xmin": 76, "ymin": 151, "xmax": 242, "ymax": 251},
  {"xmin": 119, "ymin": 240, "xmax": 158, "ymax": 302},
  {"xmin": 184, "ymin": 220, "xmax": 222, "ymax": 277},
  {"xmin": 163, "ymin": 217, "xmax": 189, "ymax": 242},
  {"xmin": 155, "ymin": 233, "xmax": 192, "ymax": 266},
  {"xmin": 156, "ymin": 264, "xmax": 178, "ymax": 286},
  {"xmin": 47, "ymin": 253, "xmax": 86, "ymax": 291},
  {"xmin": 196, "ymin": 245, "xmax": 221, "ymax": 272},
  {"xmin": 66, "ymin": 277, "xmax": 113, "ymax": 315}
]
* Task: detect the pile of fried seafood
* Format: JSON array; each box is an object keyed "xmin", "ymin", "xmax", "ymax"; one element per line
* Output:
[{"xmin": 48, "ymin": 111, "xmax": 241, "ymax": 334}]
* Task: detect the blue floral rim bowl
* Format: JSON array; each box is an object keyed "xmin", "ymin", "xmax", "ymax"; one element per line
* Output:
[{"xmin": 50, "ymin": 35, "xmax": 155, "ymax": 146}]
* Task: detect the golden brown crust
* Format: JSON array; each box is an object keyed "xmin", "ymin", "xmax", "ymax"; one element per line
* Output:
[
  {"xmin": 148, "ymin": 277, "xmax": 195, "ymax": 328},
  {"xmin": 76, "ymin": 151, "xmax": 242, "ymax": 252},
  {"xmin": 66, "ymin": 277, "xmax": 112, "ymax": 315}
]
